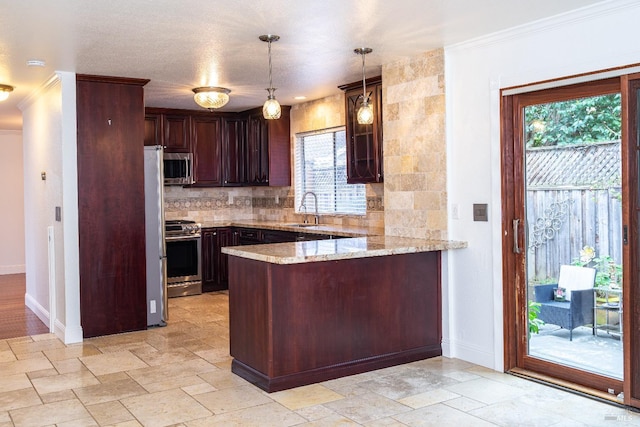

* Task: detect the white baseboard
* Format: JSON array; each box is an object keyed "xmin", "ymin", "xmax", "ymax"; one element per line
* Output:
[
  {"xmin": 0, "ymin": 265, "xmax": 26, "ymax": 275},
  {"xmin": 441, "ymin": 339, "xmax": 452, "ymax": 358},
  {"xmin": 24, "ymin": 292, "xmax": 50, "ymax": 329},
  {"xmin": 24, "ymin": 292, "xmax": 83, "ymax": 344},
  {"xmin": 447, "ymin": 339, "xmax": 498, "ymax": 370},
  {"xmin": 62, "ymin": 322, "xmax": 83, "ymax": 344}
]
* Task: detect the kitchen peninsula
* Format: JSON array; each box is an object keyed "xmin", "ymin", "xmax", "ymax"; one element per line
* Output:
[{"xmin": 222, "ymin": 235, "xmax": 466, "ymax": 392}]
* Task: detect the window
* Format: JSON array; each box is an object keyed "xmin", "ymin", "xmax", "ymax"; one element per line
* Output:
[{"xmin": 295, "ymin": 127, "xmax": 366, "ymax": 215}]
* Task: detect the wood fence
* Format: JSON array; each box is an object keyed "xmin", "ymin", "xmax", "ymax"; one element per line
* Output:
[{"xmin": 526, "ymin": 187, "xmax": 622, "ymax": 282}]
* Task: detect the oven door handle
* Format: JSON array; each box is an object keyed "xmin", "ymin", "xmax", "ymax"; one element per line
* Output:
[{"xmin": 166, "ymin": 234, "xmax": 201, "ymax": 241}]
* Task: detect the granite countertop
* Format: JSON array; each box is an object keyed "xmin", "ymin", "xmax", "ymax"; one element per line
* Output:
[
  {"xmin": 199, "ymin": 220, "xmax": 382, "ymax": 237},
  {"xmin": 221, "ymin": 235, "xmax": 468, "ymax": 264}
]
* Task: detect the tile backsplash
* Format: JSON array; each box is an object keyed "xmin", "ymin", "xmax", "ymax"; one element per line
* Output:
[
  {"xmin": 164, "ymin": 184, "xmax": 384, "ymax": 230},
  {"xmin": 164, "ymin": 186, "xmax": 253, "ymax": 223}
]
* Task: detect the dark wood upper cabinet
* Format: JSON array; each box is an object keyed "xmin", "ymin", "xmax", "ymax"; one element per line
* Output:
[
  {"xmin": 144, "ymin": 113, "xmax": 162, "ymax": 146},
  {"xmin": 192, "ymin": 115, "xmax": 223, "ymax": 186},
  {"xmin": 223, "ymin": 117, "xmax": 247, "ymax": 186},
  {"xmin": 164, "ymin": 114, "xmax": 191, "ymax": 152},
  {"xmin": 339, "ymin": 76, "xmax": 383, "ymax": 184},
  {"xmin": 76, "ymin": 74, "xmax": 149, "ymax": 338},
  {"xmin": 144, "ymin": 106, "xmax": 290, "ymax": 187},
  {"xmin": 245, "ymin": 106, "xmax": 291, "ymax": 187},
  {"xmin": 246, "ymin": 111, "xmax": 268, "ymax": 185}
]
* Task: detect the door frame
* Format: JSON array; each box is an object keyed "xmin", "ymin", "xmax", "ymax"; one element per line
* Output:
[
  {"xmin": 501, "ymin": 76, "xmax": 635, "ymax": 403},
  {"xmin": 621, "ymin": 73, "xmax": 640, "ymax": 408}
]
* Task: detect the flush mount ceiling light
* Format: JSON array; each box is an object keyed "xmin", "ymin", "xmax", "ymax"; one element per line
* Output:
[
  {"xmin": 0, "ymin": 84, "xmax": 14, "ymax": 102},
  {"xmin": 354, "ymin": 47, "xmax": 374, "ymax": 125},
  {"xmin": 260, "ymin": 34, "xmax": 281, "ymax": 120},
  {"xmin": 192, "ymin": 86, "xmax": 231, "ymax": 111}
]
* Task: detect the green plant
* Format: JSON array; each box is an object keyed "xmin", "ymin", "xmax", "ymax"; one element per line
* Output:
[
  {"xmin": 572, "ymin": 245, "xmax": 622, "ymax": 289},
  {"xmin": 528, "ymin": 300, "xmax": 544, "ymax": 337},
  {"xmin": 524, "ymin": 93, "xmax": 621, "ymax": 147}
]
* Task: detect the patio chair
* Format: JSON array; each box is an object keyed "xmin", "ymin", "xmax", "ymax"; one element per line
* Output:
[{"xmin": 534, "ymin": 265, "xmax": 596, "ymax": 341}]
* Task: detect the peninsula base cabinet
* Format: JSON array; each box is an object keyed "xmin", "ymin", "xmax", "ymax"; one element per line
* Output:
[{"xmin": 228, "ymin": 251, "xmax": 442, "ymax": 392}]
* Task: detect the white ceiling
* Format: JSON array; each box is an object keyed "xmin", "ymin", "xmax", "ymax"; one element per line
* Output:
[{"xmin": 0, "ymin": 0, "xmax": 606, "ymax": 130}]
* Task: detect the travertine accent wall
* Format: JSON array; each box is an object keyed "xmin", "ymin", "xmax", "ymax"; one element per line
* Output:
[{"xmin": 382, "ymin": 49, "xmax": 447, "ymax": 240}]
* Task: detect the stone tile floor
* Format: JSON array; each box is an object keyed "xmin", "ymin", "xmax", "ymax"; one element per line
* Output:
[{"xmin": 0, "ymin": 291, "xmax": 638, "ymax": 426}]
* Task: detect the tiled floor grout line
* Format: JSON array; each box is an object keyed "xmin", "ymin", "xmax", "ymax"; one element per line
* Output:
[{"xmin": 1, "ymin": 292, "xmax": 638, "ymax": 426}]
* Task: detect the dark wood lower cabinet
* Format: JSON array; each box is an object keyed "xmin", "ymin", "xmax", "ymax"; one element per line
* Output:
[
  {"xmin": 228, "ymin": 251, "xmax": 442, "ymax": 392},
  {"xmin": 202, "ymin": 227, "xmax": 236, "ymax": 292},
  {"xmin": 202, "ymin": 227, "xmax": 336, "ymax": 292}
]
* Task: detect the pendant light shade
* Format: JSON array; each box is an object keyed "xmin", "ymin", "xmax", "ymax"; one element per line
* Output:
[
  {"xmin": 354, "ymin": 48, "xmax": 374, "ymax": 125},
  {"xmin": 260, "ymin": 34, "xmax": 281, "ymax": 120},
  {"xmin": 192, "ymin": 87, "xmax": 231, "ymax": 111},
  {"xmin": 0, "ymin": 84, "xmax": 14, "ymax": 102},
  {"xmin": 263, "ymin": 88, "xmax": 281, "ymax": 120},
  {"xmin": 357, "ymin": 99, "xmax": 374, "ymax": 125}
]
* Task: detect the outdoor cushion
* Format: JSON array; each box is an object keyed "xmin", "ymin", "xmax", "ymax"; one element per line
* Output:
[{"xmin": 556, "ymin": 265, "xmax": 596, "ymax": 301}]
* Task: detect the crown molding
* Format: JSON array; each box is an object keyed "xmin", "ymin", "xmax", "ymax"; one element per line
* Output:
[
  {"xmin": 446, "ymin": 0, "xmax": 639, "ymax": 52},
  {"xmin": 17, "ymin": 72, "xmax": 66, "ymax": 112}
]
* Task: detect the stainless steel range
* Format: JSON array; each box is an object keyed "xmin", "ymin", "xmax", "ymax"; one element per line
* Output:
[{"xmin": 165, "ymin": 219, "xmax": 202, "ymax": 297}]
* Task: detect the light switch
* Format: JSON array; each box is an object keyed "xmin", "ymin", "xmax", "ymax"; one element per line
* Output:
[
  {"xmin": 473, "ymin": 204, "xmax": 488, "ymax": 222},
  {"xmin": 451, "ymin": 204, "xmax": 459, "ymax": 220},
  {"xmin": 55, "ymin": 206, "xmax": 61, "ymax": 222}
]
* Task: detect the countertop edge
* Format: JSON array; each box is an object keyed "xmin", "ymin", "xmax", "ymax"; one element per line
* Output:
[
  {"xmin": 199, "ymin": 221, "xmax": 380, "ymax": 237},
  {"xmin": 222, "ymin": 238, "xmax": 468, "ymax": 264}
]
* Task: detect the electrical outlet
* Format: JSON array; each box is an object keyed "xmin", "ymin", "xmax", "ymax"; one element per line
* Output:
[{"xmin": 150, "ymin": 300, "xmax": 156, "ymax": 314}]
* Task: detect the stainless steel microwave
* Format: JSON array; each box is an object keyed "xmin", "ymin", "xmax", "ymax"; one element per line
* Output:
[{"xmin": 163, "ymin": 152, "xmax": 194, "ymax": 185}]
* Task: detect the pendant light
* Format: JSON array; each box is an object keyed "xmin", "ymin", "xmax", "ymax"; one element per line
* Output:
[
  {"xmin": 259, "ymin": 34, "xmax": 281, "ymax": 120},
  {"xmin": 354, "ymin": 47, "xmax": 373, "ymax": 125},
  {"xmin": 192, "ymin": 86, "xmax": 231, "ymax": 111},
  {"xmin": 0, "ymin": 84, "xmax": 14, "ymax": 102}
]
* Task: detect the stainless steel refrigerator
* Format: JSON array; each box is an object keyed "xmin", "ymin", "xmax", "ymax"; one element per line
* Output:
[{"xmin": 144, "ymin": 145, "xmax": 167, "ymax": 326}]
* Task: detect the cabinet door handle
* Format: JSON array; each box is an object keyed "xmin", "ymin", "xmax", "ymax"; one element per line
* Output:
[{"xmin": 512, "ymin": 219, "xmax": 521, "ymax": 254}]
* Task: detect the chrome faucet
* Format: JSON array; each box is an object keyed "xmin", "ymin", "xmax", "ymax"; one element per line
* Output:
[{"xmin": 300, "ymin": 191, "xmax": 319, "ymax": 224}]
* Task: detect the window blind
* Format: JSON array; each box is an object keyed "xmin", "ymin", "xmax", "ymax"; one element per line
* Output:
[{"xmin": 294, "ymin": 128, "xmax": 366, "ymax": 215}]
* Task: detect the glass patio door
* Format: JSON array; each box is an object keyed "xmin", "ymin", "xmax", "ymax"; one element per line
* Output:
[
  {"xmin": 524, "ymin": 91, "xmax": 623, "ymax": 381},
  {"xmin": 502, "ymin": 78, "xmax": 625, "ymax": 398}
]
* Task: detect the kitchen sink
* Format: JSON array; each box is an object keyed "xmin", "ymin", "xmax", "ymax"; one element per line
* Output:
[{"xmin": 284, "ymin": 223, "xmax": 318, "ymax": 228}]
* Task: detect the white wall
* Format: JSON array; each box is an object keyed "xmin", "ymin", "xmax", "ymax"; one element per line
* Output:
[
  {"xmin": 20, "ymin": 72, "xmax": 81, "ymax": 344},
  {"xmin": 444, "ymin": 0, "xmax": 640, "ymax": 370},
  {"xmin": 0, "ymin": 131, "xmax": 25, "ymax": 274}
]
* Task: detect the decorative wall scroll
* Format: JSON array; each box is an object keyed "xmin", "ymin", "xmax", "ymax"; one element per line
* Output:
[{"xmin": 529, "ymin": 199, "xmax": 573, "ymax": 251}]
